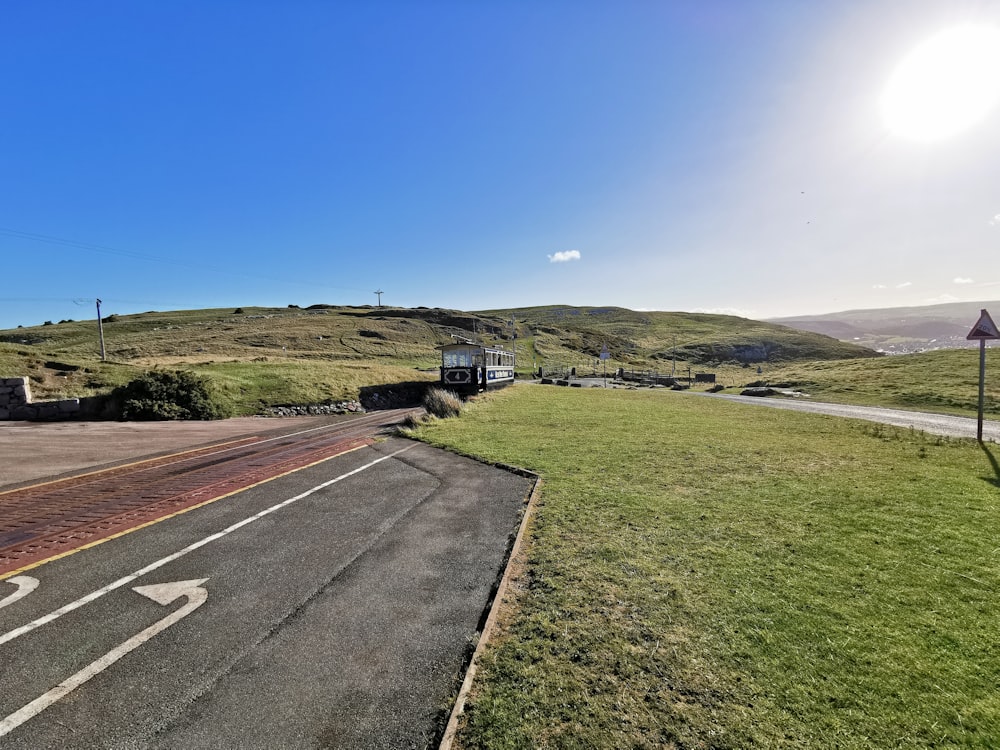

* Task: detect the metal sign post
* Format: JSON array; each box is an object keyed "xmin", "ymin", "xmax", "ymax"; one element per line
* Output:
[
  {"xmin": 966, "ymin": 309, "xmax": 1000, "ymax": 442},
  {"xmin": 600, "ymin": 344, "xmax": 610, "ymax": 388}
]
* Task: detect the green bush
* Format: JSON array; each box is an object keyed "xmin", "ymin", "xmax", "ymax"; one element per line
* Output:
[
  {"xmin": 423, "ymin": 387, "xmax": 463, "ymax": 418},
  {"xmin": 113, "ymin": 370, "xmax": 232, "ymax": 420}
]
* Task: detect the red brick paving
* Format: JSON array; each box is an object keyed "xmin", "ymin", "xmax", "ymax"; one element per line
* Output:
[{"xmin": 0, "ymin": 412, "xmax": 414, "ymax": 576}]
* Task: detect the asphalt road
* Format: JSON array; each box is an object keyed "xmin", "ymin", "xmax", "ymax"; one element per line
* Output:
[
  {"xmin": 698, "ymin": 392, "xmax": 1000, "ymax": 441},
  {"xmin": 0, "ymin": 437, "xmax": 533, "ymax": 749}
]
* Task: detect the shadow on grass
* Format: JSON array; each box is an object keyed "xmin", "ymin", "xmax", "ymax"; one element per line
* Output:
[{"xmin": 980, "ymin": 442, "xmax": 1000, "ymax": 488}]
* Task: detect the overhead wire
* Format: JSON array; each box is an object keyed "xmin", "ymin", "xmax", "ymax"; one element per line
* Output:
[{"xmin": 0, "ymin": 226, "xmax": 373, "ymax": 294}]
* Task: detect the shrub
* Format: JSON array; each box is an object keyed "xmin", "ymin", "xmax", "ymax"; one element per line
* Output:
[
  {"xmin": 233, "ymin": 307, "xmax": 244, "ymax": 314},
  {"xmin": 423, "ymin": 387, "xmax": 463, "ymax": 419},
  {"xmin": 112, "ymin": 370, "xmax": 232, "ymax": 420},
  {"xmin": 398, "ymin": 411, "xmax": 426, "ymax": 431}
]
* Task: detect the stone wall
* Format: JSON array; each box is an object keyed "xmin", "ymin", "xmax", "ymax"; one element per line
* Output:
[{"xmin": 0, "ymin": 376, "xmax": 81, "ymax": 420}]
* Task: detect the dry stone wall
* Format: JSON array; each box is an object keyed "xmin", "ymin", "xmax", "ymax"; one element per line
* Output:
[{"xmin": 0, "ymin": 376, "xmax": 81, "ymax": 420}]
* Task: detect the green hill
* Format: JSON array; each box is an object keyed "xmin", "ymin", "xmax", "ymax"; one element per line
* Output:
[
  {"xmin": 0, "ymin": 304, "xmax": 877, "ymax": 413},
  {"xmin": 484, "ymin": 305, "xmax": 878, "ymax": 369}
]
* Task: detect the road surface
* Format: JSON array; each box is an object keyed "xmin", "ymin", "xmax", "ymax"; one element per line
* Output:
[
  {"xmin": 700, "ymin": 392, "xmax": 1000, "ymax": 441},
  {"xmin": 0, "ymin": 425, "xmax": 534, "ymax": 748}
]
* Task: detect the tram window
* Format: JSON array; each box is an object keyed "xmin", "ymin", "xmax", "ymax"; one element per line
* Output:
[{"xmin": 443, "ymin": 348, "xmax": 473, "ymax": 367}]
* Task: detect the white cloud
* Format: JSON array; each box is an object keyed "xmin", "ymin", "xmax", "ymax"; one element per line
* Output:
[
  {"xmin": 954, "ymin": 277, "xmax": 974, "ymax": 284},
  {"xmin": 548, "ymin": 249, "xmax": 581, "ymax": 263},
  {"xmin": 872, "ymin": 284, "xmax": 887, "ymax": 289},
  {"xmin": 990, "ymin": 214, "xmax": 1000, "ymax": 226},
  {"xmin": 895, "ymin": 281, "xmax": 912, "ymax": 288}
]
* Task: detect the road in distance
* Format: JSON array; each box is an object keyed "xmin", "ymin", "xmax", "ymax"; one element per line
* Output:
[{"xmin": 701, "ymin": 392, "xmax": 1000, "ymax": 441}]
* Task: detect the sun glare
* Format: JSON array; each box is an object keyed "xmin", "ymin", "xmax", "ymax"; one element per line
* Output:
[{"xmin": 882, "ymin": 25, "xmax": 1000, "ymax": 142}]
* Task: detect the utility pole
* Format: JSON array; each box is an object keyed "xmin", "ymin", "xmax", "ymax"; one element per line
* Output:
[
  {"xmin": 96, "ymin": 298, "xmax": 106, "ymax": 361},
  {"xmin": 511, "ymin": 314, "xmax": 517, "ymax": 372},
  {"xmin": 374, "ymin": 289, "xmax": 383, "ymax": 308}
]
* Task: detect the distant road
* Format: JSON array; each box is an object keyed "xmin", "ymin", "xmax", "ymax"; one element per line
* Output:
[{"xmin": 698, "ymin": 392, "xmax": 1000, "ymax": 441}]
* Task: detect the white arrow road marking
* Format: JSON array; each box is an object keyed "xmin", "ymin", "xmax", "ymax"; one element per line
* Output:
[
  {"xmin": 0, "ymin": 444, "xmax": 414, "ymax": 648},
  {"xmin": 0, "ymin": 578, "xmax": 209, "ymax": 738},
  {"xmin": 0, "ymin": 576, "xmax": 39, "ymax": 610}
]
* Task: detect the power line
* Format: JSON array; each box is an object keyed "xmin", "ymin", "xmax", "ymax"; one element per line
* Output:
[{"xmin": 0, "ymin": 226, "xmax": 373, "ymax": 294}]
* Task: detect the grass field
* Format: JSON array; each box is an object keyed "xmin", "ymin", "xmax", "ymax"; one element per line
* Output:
[{"xmin": 412, "ymin": 385, "xmax": 1000, "ymax": 748}]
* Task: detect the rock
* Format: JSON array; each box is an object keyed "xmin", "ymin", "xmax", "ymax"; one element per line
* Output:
[{"xmin": 263, "ymin": 401, "xmax": 366, "ymax": 417}]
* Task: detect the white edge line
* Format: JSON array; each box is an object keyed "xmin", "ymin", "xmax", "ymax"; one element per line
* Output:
[{"xmin": 0, "ymin": 580, "xmax": 209, "ymax": 737}]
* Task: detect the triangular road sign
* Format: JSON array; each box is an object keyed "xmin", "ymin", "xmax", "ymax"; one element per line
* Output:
[{"xmin": 967, "ymin": 309, "xmax": 1000, "ymax": 340}]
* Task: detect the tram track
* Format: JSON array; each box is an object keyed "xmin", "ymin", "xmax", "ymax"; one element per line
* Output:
[{"xmin": 0, "ymin": 408, "xmax": 419, "ymax": 576}]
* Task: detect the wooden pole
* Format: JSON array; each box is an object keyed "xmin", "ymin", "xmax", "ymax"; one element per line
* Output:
[{"xmin": 96, "ymin": 298, "xmax": 106, "ymax": 362}]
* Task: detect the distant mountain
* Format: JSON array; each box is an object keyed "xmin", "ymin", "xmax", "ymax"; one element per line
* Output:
[{"xmin": 769, "ymin": 300, "xmax": 1000, "ymax": 354}]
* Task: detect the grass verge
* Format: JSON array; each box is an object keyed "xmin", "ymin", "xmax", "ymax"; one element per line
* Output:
[
  {"xmin": 760, "ymin": 347, "xmax": 999, "ymax": 417},
  {"xmin": 413, "ymin": 384, "xmax": 1000, "ymax": 748}
]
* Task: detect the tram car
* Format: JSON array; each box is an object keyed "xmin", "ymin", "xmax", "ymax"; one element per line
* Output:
[{"xmin": 439, "ymin": 342, "xmax": 515, "ymax": 394}]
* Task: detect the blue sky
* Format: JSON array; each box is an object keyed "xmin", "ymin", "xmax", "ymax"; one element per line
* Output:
[{"xmin": 3, "ymin": 0, "xmax": 1000, "ymax": 329}]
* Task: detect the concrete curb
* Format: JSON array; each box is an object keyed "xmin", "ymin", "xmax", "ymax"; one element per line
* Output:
[{"xmin": 438, "ymin": 466, "xmax": 541, "ymax": 750}]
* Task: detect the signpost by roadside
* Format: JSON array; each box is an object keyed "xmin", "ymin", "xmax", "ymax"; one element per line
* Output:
[
  {"xmin": 966, "ymin": 309, "xmax": 999, "ymax": 442},
  {"xmin": 600, "ymin": 344, "xmax": 610, "ymax": 388}
]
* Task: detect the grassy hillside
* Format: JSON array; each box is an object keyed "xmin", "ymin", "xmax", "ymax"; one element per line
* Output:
[
  {"xmin": 0, "ymin": 306, "xmax": 451, "ymax": 412},
  {"xmin": 4, "ymin": 304, "xmax": 996, "ymax": 420},
  {"xmin": 0, "ymin": 304, "xmax": 876, "ymax": 414},
  {"xmin": 482, "ymin": 305, "xmax": 877, "ymax": 370}
]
